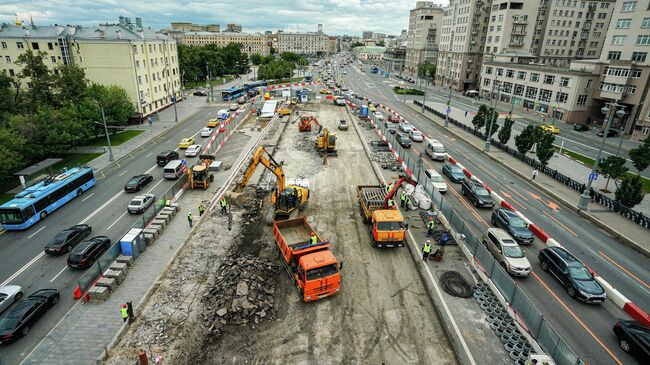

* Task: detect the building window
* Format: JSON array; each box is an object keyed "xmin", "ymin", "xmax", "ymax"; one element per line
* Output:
[
  {"xmin": 560, "ymin": 77, "xmax": 570, "ymax": 87},
  {"xmin": 556, "ymin": 92, "xmax": 568, "ymax": 103},
  {"xmin": 496, "ymin": 68, "xmax": 504, "ymax": 76},
  {"xmin": 16, "ymin": 42, "xmax": 24, "ymax": 49},
  {"xmin": 612, "ymin": 35, "xmax": 626, "ymax": 45},
  {"xmin": 617, "ymin": 19, "xmax": 632, "ymax": 29},
  {"xmin": 577, "ymin": 95, "xmax": 588, "ymax": 105},
  {"xmin": 525, "ymin": 86, "xmax": 538, "ymax": 99},
  {"xmin": 48, "ymin": 42, "xmax": 53, "ymax": 50},
  {"xmin": 1, "ymin": 41, "xmax": 6, "ymax": 49},
  {"xmin": 31, "ymin": 42, "xmax": 39, "ymax": 50},
  {"xmin": 517, "ymin": 71, "xmax": 526, "ymax": 80},
  {"xmin": 607, "ymin": 51, "xmax": 621, "ymax": 60},
  {"xmin": 539, "ymin": 89, "xmax": 552, "ymax": 102},
  {"xmin": 530, "ymin": 73, "xmax": 540, "ymax": 82},
  {"xmin": 506, "ymin": 69, "xmax": 514, "ymax": 78},
  {"xmin": 543, "ymin": 75, "xmax": 555, "ymax": 85},
  {"xmin": 621, "ymin": 1, "xmax": 637, "ymax": 12},
  {"xmin": 642, "ymin": 18, "xmax": 650, "ymax": 28},
  {"xmin": 586, "ymin": 79, "xmax": 593, "ymax": 88},
  {"xmin": 51, "ymin": 56, "xmax": 56, "ymax": 63},
  {"xmin": 514, "ymin": 84, "xmax": 524, "ymax": 96},
  {"xmin": 4, "ymin": 56, "xmax": 10, "ymax": 63},
  {"xmin": 8, "ymin": 69, "xmax": 14, "ymax": 76},
  {"xmin": 637, "ymin": 35, "xmax": 650, "ymax": 45},
  {"xmin": 631, "ymin": 52, "xmax": 647, "ymax": 62}
]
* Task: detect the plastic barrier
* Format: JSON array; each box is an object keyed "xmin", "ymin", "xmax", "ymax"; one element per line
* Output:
[
  {"xmin": 623, "ymin": 302, "xmax": 650, "ymax": 327},
  {"xmin": 501, "ymin": 201, "xmax": 516, "ymax": 212},
  {"xmin": 528, "ymin": 224, "xmax": 549, "ymax": 243}
]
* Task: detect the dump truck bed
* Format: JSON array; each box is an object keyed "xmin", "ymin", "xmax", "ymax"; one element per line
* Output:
[
  {"xmin": 357, "ymin": 185, "xmax": 386, "ymax": 220},
  {"xmin": 277, "ymin": 219, "xmax": 313, "ymax": 247},
  {"xmin": 273, "ymin": 217, "xmax": 327, "ymax": 266}
]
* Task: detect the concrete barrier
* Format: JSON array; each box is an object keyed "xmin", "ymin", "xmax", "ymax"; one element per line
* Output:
[
  {"xmin": 623, "ymin": 302, "xmax": 650, "ymax": 327},
  {"xmin": 501, "ymin": 201, "xmax": 516, "ymax": 211},
  {"xmin": 528, "ymin": 224, "xmax": 549, "ymax": 243},
  {"xmin": 545, "ymin": 238, "xmax": 563, "ymax": 248},
  {"xmin": 594, "ymin": 276, "xmax": 629, "ymax": 309}
]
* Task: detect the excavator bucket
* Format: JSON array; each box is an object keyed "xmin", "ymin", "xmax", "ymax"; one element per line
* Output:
[{"xmin": 224, "ymin": 191, "xmax": 246, "ymax": 206}]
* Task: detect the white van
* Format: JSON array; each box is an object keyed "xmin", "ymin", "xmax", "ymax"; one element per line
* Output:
[
  {"xmin": 424, "ymin": 169, "xmax": 448, "ymax": 194},
  {"xmin": 217, "ymin": 109, "xmax": 230, "ymax": 120},
  {"xmin": 426, "ymin": 139, "xmax": 447, "ymax": 161},
  {"xmin": 163, "ymin": 160, "xmax": 184, "ymax": 180}
]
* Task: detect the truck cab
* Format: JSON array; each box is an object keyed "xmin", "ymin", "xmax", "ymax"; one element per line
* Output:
[
  {"xmin": 295, "ymin": 250, "xmax": 341, "ymax": 302},
  {"xmin": 371, "ymin": 210, "xmax": 406, "ymax": 248}
]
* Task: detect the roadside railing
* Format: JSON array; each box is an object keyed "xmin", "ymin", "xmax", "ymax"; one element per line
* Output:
[
  {"xmin": 413, "ymin": 100, "xmax": 650, "ymax": 230},
  {"xmin": 346, "ymin": 94, "xmax": 584, "ymax": 365}
]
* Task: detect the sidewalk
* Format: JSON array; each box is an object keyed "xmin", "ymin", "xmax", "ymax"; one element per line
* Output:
[
  {"xmin": 409, "ymin": 101, "xmax": 649, "ymax": 256},
  {"xmin": 20, "ymin": 124, "xmax": 262, "ymax": 365}
]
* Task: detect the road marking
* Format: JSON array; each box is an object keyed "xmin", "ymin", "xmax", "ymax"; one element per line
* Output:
[
  {"xmin": 118, "ymin": 170, "xmax": 129, "ymax": 177},
  {"xmin": 0, "ymin": 230, "xmax": 5, "ymax": 235},
  {"xmin": 107, "ymin": 211, "xmax": 128, "ymax": 231},
  {"xmin": 50, "ymin": 266, "xmax": 68, "ymax": 282},
  {"xmin": 145, "ymin": 164, "xmax": 157, "ymax": 174},
  {"xmin": 509, "ymin": 197, "xmax": 528, "ymax": 211},
  {"xmin": 528, "ymin": 192, "xmax": 541, "ymax": 200},
  {"xmin": 145, "ymin": 152, "xmax": 153, "ymax": 158},
  {"xmin": 1, "ymin": 252, "xmax": 45, "ymax": 287},
  {"xmin": 81, "ymin": 192, "xmax": 95, "ymax": 202},
  {"xmin": 79, "ymin": 190, "xmax": 124, "ymax": 224},
  {"xmin": 532, "ymin": 272, "xmax": 623, "ymax": 365},
  {"xmin": 507, "ymin": 187, "xmax": 529, "ymax": 202},
  {"xmin": 27, "ymin": 226, "xmax": 47, "ymax": 239},
  {"xmin": 542, "ymin": 211, "xmax": 577, "ymax": 237},
  {"xmin": 598, "ymin": 251, "xmax": 650, "ymax": 289},
  {"xmin": 146, "ymin": 179, "xmax": 165, "ymax": 194}
]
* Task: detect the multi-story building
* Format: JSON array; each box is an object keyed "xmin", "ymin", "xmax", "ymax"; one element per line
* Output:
[
  {"xmin": 0, "ymin": 16, "xmax": 180, "ymax": 120},
  {"xmin": 383, "ymin": 43, "xmax": 407, "ymax": 74},
  {"xmin": 171, "ymin": 22, "xmax": 220, "ymax": 32},
  {"xmin": 483, "ymin": 1, "xmax": 538, "ymax": 57},
  {"xmin": 353, "ymin": 46, "xmax": 386, "ymax": 62},
  {"xmin": 179, "ymin": 32, "xmax": 269, "ymax": 55},
  {"xmin": 226, "ymin": 24, "xmax": 242, "ymax": 33},
  {"xmin": 276, "ymin": 25, "xmax": 332, "ymax": 56},
  {"xmin": 328, "ymin": 36, "xmax": 338, "ymax": 54},
  {"xmin": 405, "ymin": 1, "xmax": 444, "ymax": 76},
  {"xmin": 437, "ymin": 0, "xmax": 490, "ymax": 91},
  {"xmin": 362, "ymin": 31, "xmax": 374, "ymax": 40}
]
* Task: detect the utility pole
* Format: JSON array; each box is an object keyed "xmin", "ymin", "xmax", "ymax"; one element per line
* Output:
[
  {"xmin": 484, "ymin": 75, "xmax": 499, "ymax": 152},
  {"xmin": 172, "ymin": 86, "xmax": 179, "ymax": 123},
  {"xmin": 445, "ymin": 73, "xmax": 452, "ymax": 128},
  {"xmin": 577, "ymin": 101, "xmax": 626, "ymax": 210},
  {"xmin": 421, "ymin": 77, "xmax": 427, "ymax": 114},
  {"xmin": 99, "ymin": 104, "xmax": 114, "ymax": 162}
]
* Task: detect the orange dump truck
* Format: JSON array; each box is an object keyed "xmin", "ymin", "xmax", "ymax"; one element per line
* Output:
[
  {"xmin": 273, "ymin": 217, "xmax": 341, "ymax": 302},
  {"xmin": 357, "ymin": 185, "xmax": 407, "ymax": 248}
]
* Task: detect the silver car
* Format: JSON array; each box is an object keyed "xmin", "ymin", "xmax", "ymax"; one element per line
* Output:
[
  {"xmin": 0, "ymin": 285, "xmax": 23, "ymax": 314},
  {"xmin": 127, "ymin": 194, "xmax": 156, "ymax": 214},
  {"xmin": 482, "ymin": 228, "xmax": 531, "ymax": 277}
]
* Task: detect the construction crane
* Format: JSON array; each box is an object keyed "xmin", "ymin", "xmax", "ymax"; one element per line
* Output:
[
  {"xmin": 229, "ymin": 146, "xmax": 310, "ymax": 219},
  {"xmin": 316, "ymin": 128, "xmax": 337, "ymax": 156},
  {"xmin": 188, "ymin": 154, "xmax": 215, "ymax": 189},
  {"xmin": 298, "ymin": 115, "xmax": 321, "ymax": 132}
]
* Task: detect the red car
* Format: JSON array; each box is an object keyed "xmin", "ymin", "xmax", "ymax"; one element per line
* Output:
[{"xmin": 388, "ymin": 115, "xmax": 400, "ymax": 123}]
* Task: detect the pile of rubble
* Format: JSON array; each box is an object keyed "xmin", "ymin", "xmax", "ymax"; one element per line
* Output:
[
  {"xmin": 371, "ymin": 151, "xmax": 403, "ymax": 171},
  {"xmin": 201, "ymin": 253, "xmax": 281, "ymax": 338},
  {"xmin": 293, "ymin": 131, "xmax": 316, "ymax": 153}
]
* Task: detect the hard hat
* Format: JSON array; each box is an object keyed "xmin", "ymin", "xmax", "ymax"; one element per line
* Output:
[
  {"xmin": 426, "ymin": 240, "xmax": 431, "ymax": 243},
  {"xmin": 310, "ymin": 232, "xmax": 316, "ymax": 236},
  {"xmin": 122, "ymin": 303, "xmax": 127, "ymax": 308}
]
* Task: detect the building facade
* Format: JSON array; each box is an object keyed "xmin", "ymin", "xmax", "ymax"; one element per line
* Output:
[
  {"xmin": 171, "ymin": 22, "xmax": 220, "ymax": 32},
  {"xmin": 353, "ymin": 46, "xmax": 386, "ymax": 62},
  {"xmin": 179, "ymin": 32, "xmax": 269, "ymax": 55},
  {"xmin": 277, "ymin": 29, "xmax": 331, "ymax": 56},
  {"xmin": 226, "ymin": 24, "xmax": 242, "ymax": 33},
  {"xmin": 405, "ymin": 1, "xmax": 444, "ymax": 76},
  {"xmin": 383, "ymin": 43, "xmax": 407, "ymax": 73},
  {"xmin": 0, "ymin": 17, "xmax": 181, "ymax": 120}
]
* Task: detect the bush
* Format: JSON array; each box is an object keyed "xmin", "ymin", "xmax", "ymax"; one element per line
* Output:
[{"xmin": 393, "ymin": 86, "xmax": 424, "ymax": 95}]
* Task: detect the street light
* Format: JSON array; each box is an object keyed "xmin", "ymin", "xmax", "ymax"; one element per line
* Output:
[
  {"xmin": 92, "ymin": 100, "xmax": 114, "ymax": 162},
  {"xmin": 172, "ymin": 86, "xmax": 178, "ymax": 123},
  {"xmin": 577, "ymin": 101, "xmax": 626, "ymax": 210},
  {"xmin": 484, "ymin": 73, "xmax": 501, "ymax": 152}
]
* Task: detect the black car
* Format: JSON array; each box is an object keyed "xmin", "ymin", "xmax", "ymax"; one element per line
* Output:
[
  {"xmin": 491, "ymin": 208, "xmax": 534, "ymax": 244},
  {"xmin": 384, "ymin": 122, "xmax": 397, "ymax": 134},
  {"xmin": 396, "ymin": 133, "xmax": 412, "ymax": 148},
  {"xmin": 573, "ymin": 124, "xmax": 590, "ymax": 132},
  {"xmin": 442, "ymin": 163, "xmax": 466, "ymax": 183},
  {"xmin": 597, "ymin": 129, "xmax": 619, "ymax": 138},
  {"xmin": 156, "ymin": 150, "xmax": 180, "ymax": 167},
  {"xmin": 613, "ymin": 320, "xmax": 649, "ymax": 362},
  {"xmin": 124, "ymin": 174, "xmax": 154, "ymax": 192},
  {"xmin": 44, "ymin": 225, "xmax": 92, "ymax": 255},
  {"xmin": 67, "ymin": 236, "xmax": 111, "ymax": 269},
  {"xmin": 0, "ymin": 289, "xmax": 59, "ymax": 344},
  {"xmin": 461, "ymin": 179, "xmax": 495, "ymax": 208},
  {"xmin": 193, "ymin": 90, "xmax": 208, "ymax": 96},
  {"xmin": 538, "ymin": 246, "xmax": 606, "ymax": 303}
]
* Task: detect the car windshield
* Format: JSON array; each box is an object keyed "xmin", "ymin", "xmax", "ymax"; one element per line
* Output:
[
  {"xmin": 49, "ymin": 234, "xmax": 67, "ymax": 245},
  {"xmin": 305, "ymin": 264, "xmax": 339, "ymax": 281},
  {"xmin": 476, "ymin": 187, "xmax": 489, "ymax": 195},
  {"xmin": 126, "ymin": 178, "xmax": 139, "ymax": 186},
  {"xmin": 131, "ymin": 200, "xmax": 143, "ymax": 206},
  {"xmin": 376, "ymin": 221, "xmax": 405, "ymax": 231},
  {"xmin": 0, "ymin": 317, "xmax": 19, "ymax": 331},
  {"xmin": 568, "ymin": 266, "xmax": 592, "ymax": 280},
  {"xmin": 509, "ymin": 217, "xmax": 527, "ymax": 228},
  {"xmin": 503, "ymin": 245, "xmax": 524, "ymax": 258},
  {"xmin": 412, "ymin": 132, "xmax": 422, "ymax": 137},
  {"xmin": 433, "ymin": 146, "xmax": 446, "ymax": 153},
  {"xmin": 430, "ymin": 175, "xmax": 444, "ymax": 183}
]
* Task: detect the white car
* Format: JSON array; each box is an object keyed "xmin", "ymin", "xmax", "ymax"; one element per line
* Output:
[
  {"xmin": 424, "ymin": 169, "xmax": 448, "ymax": 194},
  {"xmin": 482, "ymin": 228, "xmax": 531, "ymax": 277},
  {"xmin": 185, "ymin": 144, "xmax": 202, "ymax": 157},
  {"xmin": 200, "ymin": 128, "xmax": 213, "ymax": 138},
  {"xmin": 127, "ymin": 194, "xmax": 155, "ymax": 214},
  {"xmin": 0, "ymin": 285, "xmax": 23, "ymax": 314},
  {"xmin": 374, "ymin": 112, "xmax": 384, "ymax": 121},
  {"xmin": 228, "ymin": 104, "xmax": 239, "ymax": 112},
  {"xmin": 399, "ymin": 123, "xmax": 413, "ymax": 133},
  {"xmin": 409, "ymin": 130, "xmax": 424, "ymax": 142}
]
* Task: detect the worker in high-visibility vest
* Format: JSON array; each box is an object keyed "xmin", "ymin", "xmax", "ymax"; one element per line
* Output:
[
  {"xmin": 310, "ymin": 232, "xmax": 317, "ymax": 245},
  {"xmin": 405, "ymin": 196, "xmax": 412, "ymax": 209},
  {"xmin": 387, "ymin": 198, "xmax": 395, "ymax": 208},
  {"xmin": 121, "ymin": 303, "xmax": 129, "ymax": 322},
  {"xmin": 427, "ymin": 217, "xmax": 436, "ymax": 237},
  {"xmin": 386, "ymin": 182, "xmax": 393, "ymax": 193},
  {"xmin": 422, "ymin": 240, "xmax": 432, "ymax": 261},
  {"xmin": 220, "ymin": 197, "xmax": 228, "ymax": 215},
  {"xmin": 400, "ymin": 191, "xmax": 406, "ymax": 207}
]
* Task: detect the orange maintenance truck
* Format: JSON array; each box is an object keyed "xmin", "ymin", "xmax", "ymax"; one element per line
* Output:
[{"xmin": 273, "ymin": 217, "xmax": 341, "ymax": 302}]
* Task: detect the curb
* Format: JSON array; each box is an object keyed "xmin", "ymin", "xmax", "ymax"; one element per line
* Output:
[{"xmin": 405, "ymin": 103, "xmax": 650, "ymax": 258}]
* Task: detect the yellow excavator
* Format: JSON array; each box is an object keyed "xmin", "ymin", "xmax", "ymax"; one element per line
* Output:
[
  {"xmin": 317, "ymin": 128, "xmax": 337, "ymax": 156},
  {"xmin": 188, "ymin": 154, "xmax": 215, "ymax": 189},
  {"xmin": 228, "ymin": 146, "xmax": 310, "ymax": 220}
]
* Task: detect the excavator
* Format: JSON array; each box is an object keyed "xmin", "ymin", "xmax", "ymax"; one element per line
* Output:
[
  {"xmin": 228, "ymin": 146, "xmax": 310, "ymax": 220},
  {"xmin": 298, "ymin": 115, "xmax": 321, "ymax": 132},
  {"xmin": 188, "ymin": 154, "xmax": 215, "ymax": 189},
  {"xmin": 316, "ymin": 128, "xmax": 337, "ymax": 156}
]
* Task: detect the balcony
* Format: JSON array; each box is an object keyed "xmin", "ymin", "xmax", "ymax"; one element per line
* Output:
[
  {"xmin": 512, "ymin": 18, "xmax": 528, "ymax": 25},
  {"xmin": 509, "ymin": 39, "xmax": 525, "ymax": 47},
  {"xmin": 511, "ymin": 28, "xmax": 526, "ymax": 36},
  {"xmin": 582, "ymin": 22, "xmax": 592, "ymax": 30}
]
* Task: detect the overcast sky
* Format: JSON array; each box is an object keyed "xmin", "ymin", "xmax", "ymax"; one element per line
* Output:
[{"xmin": 3, "ymin": 0, "xmax": 447, "ymax": 36}]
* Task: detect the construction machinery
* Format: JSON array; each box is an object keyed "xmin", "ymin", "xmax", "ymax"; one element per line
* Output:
[
  {"xmin": 229, "ymin": 146, "xmax": 310, "ymax": 220},
  {"xmin": 273, "ymin": 217, "xmax": 341, "ymax": 301},
  {"xmin": 317, "ymin": 128, "xmax": 337, "ymax": 156},
  {"xmin": 298, "ymin": 115, "xmax": 321, "ymax": 132},
  {"xmin": 357, "ymin": 175, "xmax": 417, "ymax": 248},
  {"xmin": 188, "ymin": 154, "xmax": 215, "ymax": 189}
]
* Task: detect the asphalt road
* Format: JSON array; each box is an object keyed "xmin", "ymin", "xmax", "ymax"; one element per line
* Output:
[
  {"xmin": 339, "ymin": 62, "xmax": 649, "ymax": 365},
  {"xmin": 0, "ymin": 101, "xmax": 230, "ymax": 364}
]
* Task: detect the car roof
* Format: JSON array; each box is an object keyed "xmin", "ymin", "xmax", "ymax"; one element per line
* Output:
[
  {"xmin": 73, "ymin": 240, "xmax": 96, "ymax": 253},
  {"xmin": 546, "ymin": 246, "xmax": 581, "ymax": 265},
  {"xmin": 497, "ymin": 208, "xmax": 519, "ymax": 218},
  {"xmin": 487, "ymin": 228, "xmax": 517, "ymax": 243}
]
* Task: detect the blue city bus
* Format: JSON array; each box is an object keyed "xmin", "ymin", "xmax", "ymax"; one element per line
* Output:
[
  {"xmin": 0, "ymin": 167, "xmax": 96, "ymax": 230},
  {"xmin": 244, "ymin": 80, "xmax": 268, "ymax": 90},
  {"xmin": 222, "ymin": 86, "xmax": 247, "ymax": 101}
]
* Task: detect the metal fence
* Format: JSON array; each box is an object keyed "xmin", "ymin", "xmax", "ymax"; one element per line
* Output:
[
  {"xmin": 412, "ymin": 100, "xmax": 650, "ymax": 230},
  {"xmin": 346, "ymin": 95, "xmax": 584, "ymax": 365}
]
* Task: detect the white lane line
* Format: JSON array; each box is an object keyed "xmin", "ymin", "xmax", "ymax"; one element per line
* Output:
[
  {"xmin": 106, "ymin": 211, "xmax": 128, "ymax": 231},
  {"xmin": 1, "ymin": 252, "xmax": 45, "ymax": 287},
  {"xmin": 79, "ymin": 190, "xmax": 124, "ymax": 224},
  {"xmin": 145, "ymin": 164, "xmax": 157, "ymax": 174},
  {"xmin": 27, "ymin": 226, "xmax": 47, "ymax": 239},
  {"xmin": 146, "ymin": 179, "xmax": 165, "ymax": 194},
  {"xmin": 50, "ymin": 266, "xmax": 68, "ymax": 283},
  {"xmin": 81, "ymin": 192, "xmax": 95, "ymax": 202},
  {"xmin": 145, "ymin": 152, "xmax": 153, "ymax": 158},
  {"xmin": 118, "ymin": 170, "xmax": 129, "ymax": 177}
]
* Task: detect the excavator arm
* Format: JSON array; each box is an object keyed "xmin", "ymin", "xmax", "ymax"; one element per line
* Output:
[
  {"xmin": 384, "ymin": 175, "xmax": 418, "ymax": 208},
  {"xmin": 235, "ymin": 146, "xmax": 286, "ymax": 193}
]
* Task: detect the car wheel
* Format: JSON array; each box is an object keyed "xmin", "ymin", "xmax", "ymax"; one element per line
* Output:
[
  {"xmin": 40, "ymin": 211, "xmax": 47, "ymax": 219},
  {"xmin": 14, "ymin": 292, "xmax": 23, "ymax": 302},
  {"xmin": 51, "ymin": 295, "xmax": 59, "ymax": 305},
  {"xmin": 461, "ymin": 188, "xmax": 466, "ymax": 196},
  {"xmin": 21, "ymin": 325, "xmax": 30, "ymax": 336},
  {"xmin": 491, "ymin": 217, "xmax": 496, "ymax": 225},
  {"xmin": 77, "ymin": 188, "xmax": 83, "ymax": 197},
  {"xmin": 567, "ymin": 287, "xmax": 576, "ymax": 298},
  {"xmin": 540, "ymin": 260, "xmax": 549, "ymax": 271},
  {"xmin": 473, "ymin": 200, "xmax": 479, "ymax": 207},
  {"xmin": 619, "ymin": 339, "xmax": 631, "ymax": 352}
]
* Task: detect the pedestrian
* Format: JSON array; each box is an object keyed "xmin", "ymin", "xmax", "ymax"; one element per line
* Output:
[
  {"xmin": 400, "ymin": 191, "xmax": 406, "ymax": 207},
  {"xmin": 532, "ymin": 168, "xmax": 538, "ymax": 180},
  {"xmin": 220, "ymin": 196, "xmax": 228, "ymax": 215},
  {"xmin": 198, "ymin": 204, "xmax": 205, "ymax": 216},
  {"xmin": 427, "ymin": 217, "xmax": 436, "ymax": 237},
  {"xmin": 121, "ymin": 303, "xmax": 129, "ymax": 322},
  {"xmin": 310, "ymin": 232, "xmax": 318, "ymax": 245},
  {"xmin": 385, "ymin": 182, "xmax": 393, "ymax": 193},
  {"xmin": 187, "ymin": 212, "xmax": 193, "ymax": 227},
  {"xmin": 440, "ymin": 232, "xmax": 448, "ymax": 246},
  {"xmin": 464, "ymin": 110, "xmax": 468, "ymax": 117},
  {"xmin": 387, "ymin": 198, "xmax": 395, "ymax": 208},
  {"xmin": 165, "ymin": 199, "xmax": 171, "ymax": 207},
  {"xmin": 422, "ymin": 240, "xmax": 432, "ymax": 261},
  {"xmin": 405, "ymin": 196, "xmax": 412, "ymax": 209}
]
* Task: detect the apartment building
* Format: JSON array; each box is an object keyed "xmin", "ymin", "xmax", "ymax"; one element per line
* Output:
[
  {"xmin": 226, "ymin": 24, "xmax": 242, "ymax": 33},
  {"xmin": 0, "ymin": 17, "xmax": 181, "ymax": 120},
  {"xmin": 179, "ymin": 31, "xmax": 269, "ymax": 55},
  {"xmin": 277, "ymin": 25, "xmax": 332, "ymax": 56},
  {"xmin": 383, "ymin": 43, "xmax": 407, "ymax": 73},
  {"xmin": 405, "ymin": 1, "xmax": 444, "ymax": 75},
  {"xmin": 483, "ymin": 1, "xmax": 538, "ymax": 57},
  {"xmin": 171, "ymin": 22, "xmax": 220, "ymax": 32},
  {"xmin": 437, "ymin": 0, "xmax": 490, "ymax": 91}
]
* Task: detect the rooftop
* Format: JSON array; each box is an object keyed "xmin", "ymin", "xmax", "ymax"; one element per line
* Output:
[{"xmin": 0, "ymin": 23, "xmax": 173, "ymax": 41}]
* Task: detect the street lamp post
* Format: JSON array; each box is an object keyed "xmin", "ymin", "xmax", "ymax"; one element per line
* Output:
[
  {"xmin": 577, "ymin": 101, "xmax": 626, "ymax": 210},
  {"xmin": 98, "ymin": 103, "xmax": 114, "ymax": 162},
  {"xmin": 421, "ymin": 78, "xmax": 427, "ymax": 114},
  {"xmin": 172, "ymin": 87, "xmax": 179, "ymax": 123},
  {"xmin": 485, "ymin": 75, "xmax": 500, "ymax": 152},
  {"xmin": 445, "ymin": 74, "xmax": 452, "ymax": 128}
]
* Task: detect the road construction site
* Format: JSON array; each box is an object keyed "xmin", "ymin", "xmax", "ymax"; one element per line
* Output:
[{"xmin": 104, "ymin": 100, "xmax": 457, "ymax": 365}]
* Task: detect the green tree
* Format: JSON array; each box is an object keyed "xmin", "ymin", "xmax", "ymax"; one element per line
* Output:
[
  {"xmin": 0, "ymin": 72, "xmax": 19, "ymax": 123},
  {"xmin": 598, "ymin": 156, "xmax": 628, "ymax": 192},
  {"xmin": 350, "ymin": 41, "xmax": 364, "ymax": 48},
  {"xmin": 86, "ymin": 84, "xmax": 135, "ymax": 131},
  {"xmin": 16, "ymin": 50, "xmax": 57, "ymax": 110},
  {"xmin": 55, "ymin": 65, "xmax": 88, "ymax": 104},
  {"xmin": 0, "ymin": 127, "xmax": 26, "ymax": 183},
  {"xmin": 628, "ymin": 136, "xmax": 650, "ymax": 174},
  {"xmin": 250, "ymin": 53, "xmax": 263, "ymax": 66},
  {"xmin": 535, "ymin": 131, "xmax": 555, "ymax": 166},
  {"xmin": 484, "ymin": 107, "xmax": 500, "ymax": 139},
  {"xmin": 471, "ymin": 104, "xmax": 489, "ymax": 130},
  {"xmin": 615, "ymin": 174, "xmax": 645, "ymax": 207},
  {"xmin": 515, "ymin": 124, "xmax": 538, "ymax": 154},
  {"xmin": 498, "ymin": 117, "xmax": 515, "ymax": 145}
]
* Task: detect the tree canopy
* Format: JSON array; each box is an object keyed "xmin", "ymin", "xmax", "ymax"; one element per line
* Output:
[{"xmin": 178, "ymin": 43, "xmax": 249, "ymax": 83}]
